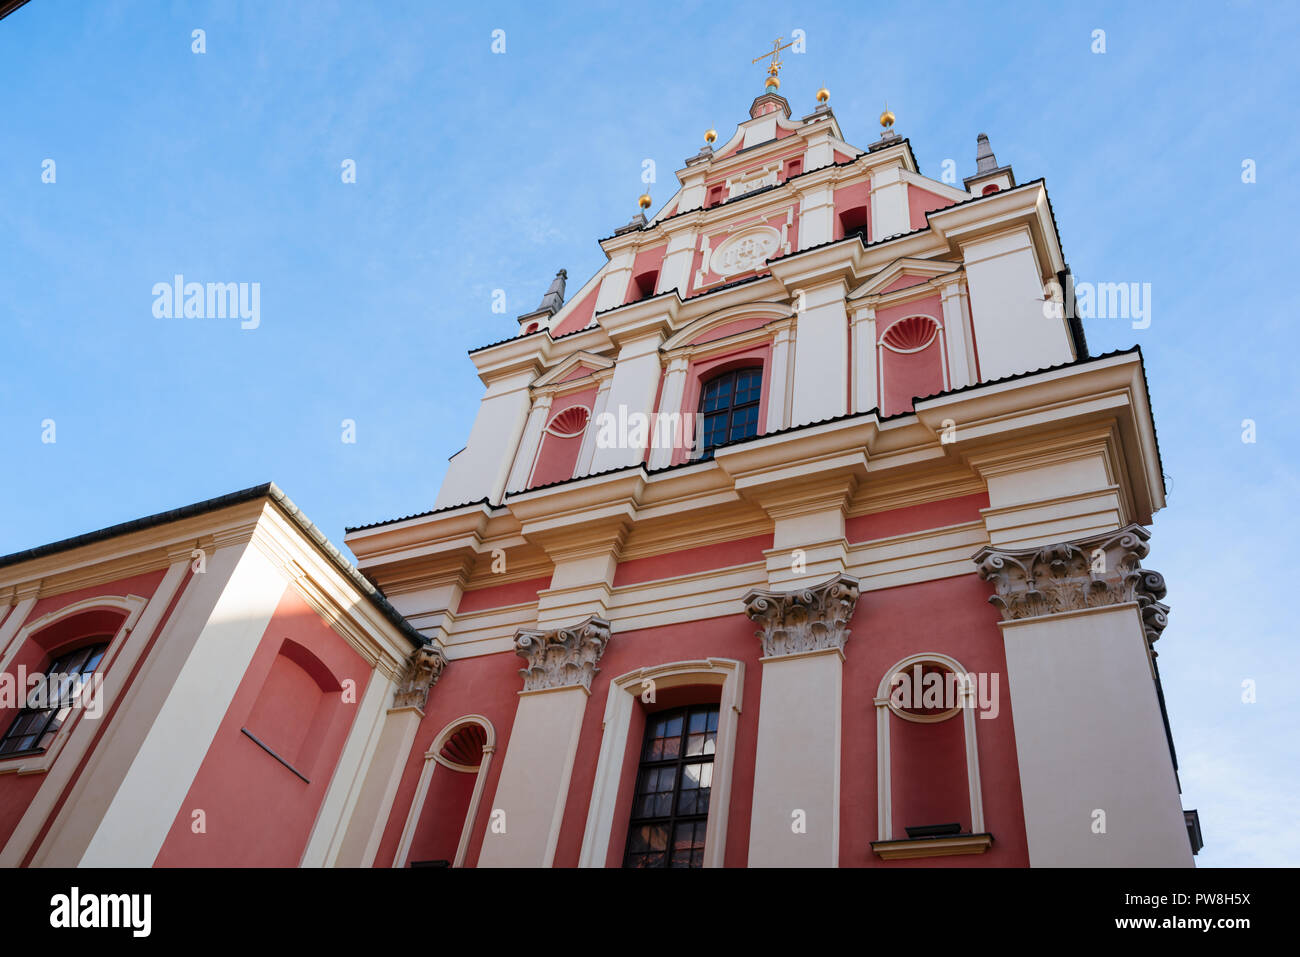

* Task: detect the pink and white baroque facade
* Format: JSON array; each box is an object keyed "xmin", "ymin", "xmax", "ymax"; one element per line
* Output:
[{"xmin": 0, "ymin": 87, "xmax": 1197, "ymax": 868}]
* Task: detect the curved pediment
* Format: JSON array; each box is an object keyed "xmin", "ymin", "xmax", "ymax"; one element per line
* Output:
[{"xmin": 662, "ymin": 301, "xmax": 794, "ymax": 352}]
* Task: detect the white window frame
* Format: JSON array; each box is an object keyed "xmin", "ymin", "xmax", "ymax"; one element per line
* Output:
[{"xmin": 578, "ymin": 658, "xmax": 744, "ymax": 868}]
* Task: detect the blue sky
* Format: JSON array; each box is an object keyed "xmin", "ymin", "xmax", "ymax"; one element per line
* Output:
[{"xmin": 2, "ymin": 0, "xmax": 1297, "ymax": 866}]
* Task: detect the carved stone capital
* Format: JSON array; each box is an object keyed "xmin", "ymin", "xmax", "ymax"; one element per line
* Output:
[
  {"xmin": 973, "ymin": 524, "xmax": 1169, "ymax": 642},
  {"xmin": 393, "ymin": 644, "xmax": 448, "ymax": 711},
  {"xmin": 515, "ymin": 615, "xmax": 612, "ymax": 693},
  {"xmin": 743, "ymin": 573, "xmax": 861, "ymax": 658}
]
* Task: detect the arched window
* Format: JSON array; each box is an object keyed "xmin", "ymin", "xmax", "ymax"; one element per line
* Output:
[
  {"xmin": 0, "ymin": 638, "xmax": 109, "ymax": 756},
  {"xmin": 579, "ymin": 659, "xmax": 743, "ymax": 868},
  {"xmin": 623, "ymin": 704, "xmax": 719, "ymax": 868},
  {"xmin": 0, "ymin": 595, "xmax": 144, "ymax": 773},
  {"xmin": 698, "ymin": 366, "xmax": 762, "ymax": 455}
]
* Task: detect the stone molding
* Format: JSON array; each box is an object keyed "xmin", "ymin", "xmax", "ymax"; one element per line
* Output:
[
  {"xmin": 743, "ymin": 573, "xmax": 861, "ymax": 658},
  {"xmin": 515, "ymin": 614, "xmax": 612, "ymax": 692},
  {"xmin": 973, "ymin": 524, "xmax": 1169, "ymax": 643},
  {"xmin": 393, "ymin": 644, "xmax": 448, "ymax": 710}
]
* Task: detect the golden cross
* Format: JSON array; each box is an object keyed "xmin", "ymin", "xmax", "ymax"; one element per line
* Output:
[{"xmin": 751, "ymin": 36, "xmax": 795, "ymax": 80}]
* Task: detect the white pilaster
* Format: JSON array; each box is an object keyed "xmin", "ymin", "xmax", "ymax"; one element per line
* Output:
[
  {"xmin": 79, "ymin": 543, "xmax": 286, "ymax": 867},
  {"xmin": 659, "ymin": 229, "xmax": 699, "ymax": 297},
  {"xmin": 960, "ymin": 227, "xmax": 1073, "ymax": 381},
  {"xmin": 849, "ymin": 304, "xmax": 877, "ymax": 414},
  {"xmin": 477, "ymin": 617, "xmax": 611, "ymax": 867},
  {"xmin": 575, "ymin": 373, "xmax": 613, "ymax": 477},
  {"xmin": 647, "ymin": 355, "xmax": 690, "ymax": 470},
  {"xmin": 869, "ymin": 164, "xmax": 910, "ymax": 239},
  {"xmin": 789, "ymin": 280, "xmax": 849, "ymax": 427},
  {"xmin": 937, "ymin": 277, "xmax": 976, "ymax": 389},
  {"xmin": 505, "ymin": 393, "xmax": 552, "ymax": 493},
  {"xmin": 974, "ymin": 527, "xmax": 1190, "ymax": 867},
  {"xmin": 744, "ymin": 575, "xmax": 859, "ymax": 867},
  {"xmin": 588, "ymin": 333, "xmax": 664, "ymax": 473},
  {"xmin": 436, "ymin": 368, "xmax": 536, "ymax": 508},
  {"xmin": 765, "ymin": 320, "xmax": 795, "ymax": 431},
  {"xmin": 796, "ymin": 183, "xmax": 835, "ymax": 249}
]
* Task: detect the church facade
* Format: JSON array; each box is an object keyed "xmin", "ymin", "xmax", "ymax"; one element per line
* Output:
[{"xmin": 0, "ymin": 80, "xmax": 1199, "ymax": 868}]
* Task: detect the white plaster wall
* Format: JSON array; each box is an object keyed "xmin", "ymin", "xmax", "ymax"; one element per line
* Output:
[
  {"xmin": 1000, "ymin": 605, "xmax": 1192, "ymax": 867},
  {"xmin": 790, "ymin": 281, "xmax": 849, "ymax": 427},
  {"xmin": 588, "ymin": 334, "xmax": 664, "ymax": 472},
  {"xmin": 477, "ymin": 688, "xmax": 588, "ymax": 867},
  {"xmin": 870, "ymin": 165, "xmax": 910, "ymax": 239},
  {"xmin": 659, "ymin": 231, "xmax": 698, "ymax": 297},
  {"xmin": 962, "ymin": 227, "xmax": 1073, "ymax": 382},
  {"xmin": 300, "ymin": 670, "xmax": 395, "ymax": 866},
  {"xmin": 334, "ymin": 701, "xmax": 420, "ymax": 867},
  {"xmin": 797, "ymin": 183, "xmax": 834, "ymax": 249},
  {"xmin": 748, "ymin": 651, "xmax": 842, "ymax": 866},
  {"xmin": 435, "ymin": 368, "xmax": 535, "ymax": 508},
  {"xmin": 79, "ymin": 543, "xmax": 288, "ymax": 867}
]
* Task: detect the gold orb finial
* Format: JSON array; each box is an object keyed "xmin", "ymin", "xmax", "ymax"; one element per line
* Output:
[
  {"xmin": 765, "ymin": 73, "xmax": 780, "ymax": 91},
  {"xmin": 704, "ymin": 128, "xmax": 717, "ymax": 144},
  {"xmin": 880, "ymin": 102, "xmax": 895, "ymax": 129},
  {"xmin": 638, "ymin": 193, "xmax": 652, "ymax": 210},
  {"xmin": 816, "ymin": 86, "xmax": 830, "ymax": 104}
]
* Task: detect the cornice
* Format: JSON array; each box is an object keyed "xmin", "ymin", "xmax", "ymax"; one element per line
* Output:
[
  {"xmin": 251, "ymin": 506, "xmax": 420, "ymax": 676},
  {"xmin": 466, "ymin": 331, "xmax": 554, "ymax": 383},
  {"xmin": 927, "ymin": 180, "xmax": 1064, "ymax": 276},
  {"xmin": 367, "ymin": 351, "xmax": 1164, "ymax": 602},
  {"xmin": 593, "ymin": 291, "xmax": 682, "ymax": 346}
]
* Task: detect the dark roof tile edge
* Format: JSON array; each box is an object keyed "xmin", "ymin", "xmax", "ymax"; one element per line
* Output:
[
  {"xmin": 351, "ymin": 347, "xmax": 1163, "ymax": 535},
  {"xmin": 0, "ymin": 483, "xmax": 428, "ymax": 649},
  {"xmin": 0, "ymin": 483, "xmax": 274, "ymax": 569},
  {"xmin": 345, "ymin": 497, "xmax": 494, "ymax": 533},
  {"xmin": 264, "ymin": 486, "xmax": 428, "ymax": 648},
  {"xmin": 467, "ymin": 174, "xmax": 1052, "ymax": 356}
]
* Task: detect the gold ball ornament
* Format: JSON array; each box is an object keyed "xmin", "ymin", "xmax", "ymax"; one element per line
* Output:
[
  {"xmin": 880, "ymin": 107, "xmax": 895, "ymax": 128},
  {"xmin": 765, "ymin": 74, "xmax": 780, "ymax": 91},
  {"xmin": 816, "ymin": 86, "xmax": 830, "ymax": 104},
  {"xmin": 638, "ymin": 193, "xmax": 652, "ymax": 210},
  {"xmin": 704, "ymin": 128, "xmax": 717, "ymax": 144}
]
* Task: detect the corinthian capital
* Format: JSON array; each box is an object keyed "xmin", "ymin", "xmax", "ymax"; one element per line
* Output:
[
  {"xmin": 973, "ymin": 524, "xmax": 1169, "ymax": 642},
  {"xmin": 743, "ymin": 573, "xmax": 861, "ymax": 658},
  {"xmin": 394, "ymin": 644, "xmax": 448, "ymax": 711},
  {"xmin": 515, "ymin": 615, "xmax": 612, "ymax": 693}
]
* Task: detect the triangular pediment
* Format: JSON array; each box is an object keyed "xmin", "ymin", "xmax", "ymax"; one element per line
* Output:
[
  {"xmin": 533, "ymin": 351, "xmax": 613, "ymax": 389},
  {"xmin": 848, "ymin": 258, "xmax": 962, "ymax": 300}
]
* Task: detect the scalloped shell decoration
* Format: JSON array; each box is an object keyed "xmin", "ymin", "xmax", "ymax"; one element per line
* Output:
[
  {"xmin": 545, "ymin": 405, "xmax": 590, "ymax": 438},
  {"xmin": 880, "ymin": 315, "xmax": 939, "ymax": 353},
  {"xmin": 440, "ymin": 722, "xmax": 487, "ymax": 769}
]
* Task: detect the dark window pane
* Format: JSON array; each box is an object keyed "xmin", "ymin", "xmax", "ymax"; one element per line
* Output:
[
  {"xmin": 697, "ymin": 368, "xmax": 763, "ymax": 453},
  {"xmin": 622, "ymin": 704, "xmax": 721, "ymax": 868},
  {"xmin": 1, "ymin": 639, "xmax": 110, "ymax": 757}
]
